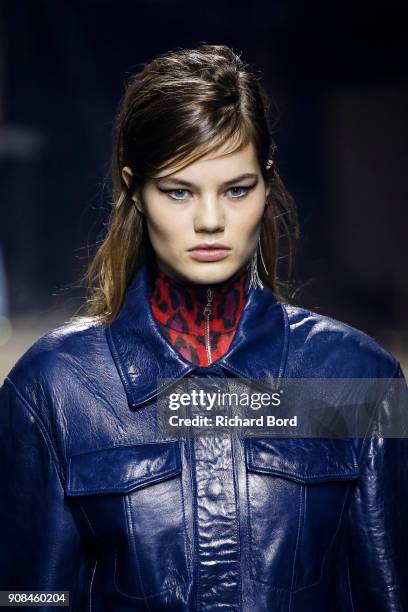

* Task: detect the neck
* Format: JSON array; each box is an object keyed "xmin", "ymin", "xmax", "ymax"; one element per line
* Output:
[
  {"xmin": 149, "ymin": 263, "xmax": 249, "ymax": 365},
  {"xmin": 154, "ymin": 263, "xmax": 250, "ymax": 303}
]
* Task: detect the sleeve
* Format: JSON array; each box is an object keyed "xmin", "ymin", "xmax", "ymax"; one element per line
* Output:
[
  {"xmin": 344, "ymin": 362, "xmax": 408, "ymax": 611},
  {"xmin": 0, "ymin": 377, "xmax": 88, "ymax": 600}
]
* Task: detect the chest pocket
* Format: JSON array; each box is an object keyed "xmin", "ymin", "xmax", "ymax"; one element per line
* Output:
[
  {"xmin": 65, "ymin": 440, "xmax": 191, "ymax": 601},
  {"xmin": 244, "ymin": 437, "xmax": 361, "ymax": 593}
]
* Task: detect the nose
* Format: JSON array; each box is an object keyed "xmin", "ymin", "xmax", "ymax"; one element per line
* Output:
[{"xmin": 193, "ymin": 196, "xmax": 225, "ymax": 233}]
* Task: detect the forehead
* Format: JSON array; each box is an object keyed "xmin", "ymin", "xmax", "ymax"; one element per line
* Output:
[{"xmin": 152, "ymin": 140, "xmax": 260, "ymax": 180}]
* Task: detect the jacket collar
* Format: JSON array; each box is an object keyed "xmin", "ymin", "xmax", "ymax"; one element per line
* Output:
[{"xmin": 106, "ymin": 261, "xmax": 289, "ymax": 408}]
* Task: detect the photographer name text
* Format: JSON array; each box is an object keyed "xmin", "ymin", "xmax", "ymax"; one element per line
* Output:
[{"xmin": 167, "ymin": 415, "xmax": 297, "ymax": 427}]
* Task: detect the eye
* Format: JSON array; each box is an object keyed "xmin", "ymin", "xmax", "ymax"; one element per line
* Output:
[
  {"xmin": 228, "ymin": 186, "xmax": 253, "ymax": 199},
  {"xmin": 159, "ymin": 188, "xmax": 190, "ymax": 201}
]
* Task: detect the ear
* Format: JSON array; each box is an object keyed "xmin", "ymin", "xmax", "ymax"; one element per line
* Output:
[
  {"xmin": 122, "ymin": 166, "xmax": 133, "ymax": 190},
  {"xmin": 122, "ymin": 166, "xmax": 144, "ymax": 215}
]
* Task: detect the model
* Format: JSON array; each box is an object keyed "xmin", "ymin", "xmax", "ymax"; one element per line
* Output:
[{"xmin": 0, "ymin": 43, "xmax": 407, "ymax": 611}]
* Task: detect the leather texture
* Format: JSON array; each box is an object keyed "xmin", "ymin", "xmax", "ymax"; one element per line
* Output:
[{"xmin": 0, "ymin": 261, "xmax": 407, "ymax": 611}]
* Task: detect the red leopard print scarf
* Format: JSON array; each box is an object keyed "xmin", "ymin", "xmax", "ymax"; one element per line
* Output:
[{"xmin": 149, "ymin": 266, "xmax": 249, "ymax": 366}]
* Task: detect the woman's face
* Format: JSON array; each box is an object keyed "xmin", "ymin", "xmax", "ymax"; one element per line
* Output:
[{"xmin": 122, "ymin": 139, "xmax": 270, "ymax": 285}]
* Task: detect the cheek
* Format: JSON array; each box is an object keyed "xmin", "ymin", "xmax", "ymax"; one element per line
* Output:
[
  {"xmin": 146, "ymin": 208, "xmax": 187, "ymax": 247},
  {"xmin": 230, "ymin": 203, "xmax": 264, "ymax": 235}
]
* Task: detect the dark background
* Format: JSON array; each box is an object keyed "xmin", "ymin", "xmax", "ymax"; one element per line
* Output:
[{"xmin": 0, "ymin": 0, "xmax": 407, "ymax": 372}]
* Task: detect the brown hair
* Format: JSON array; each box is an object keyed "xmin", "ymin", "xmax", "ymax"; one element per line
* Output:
[{"xmin": 74, "ymin": 43, "xmax": 300, "ymax": 325}]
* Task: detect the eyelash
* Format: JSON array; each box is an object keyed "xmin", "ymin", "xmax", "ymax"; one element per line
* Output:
[{"xmin": 158, "ymin": 185, "xmax": 256, "ymax": 201}]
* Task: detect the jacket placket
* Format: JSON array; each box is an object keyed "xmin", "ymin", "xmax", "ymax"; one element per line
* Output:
[
  {"xmin": 183, "ymin": 364, "xmax": 241, "ymax": 611},
  {"xmin": 191, "ymin": 429, "xmax": 241, "ymax": 610}
]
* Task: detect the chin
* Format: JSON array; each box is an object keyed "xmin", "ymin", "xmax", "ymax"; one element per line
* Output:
[{"xmin": 184, "ymin": 261, "xmax": 241, "ymax": 285}]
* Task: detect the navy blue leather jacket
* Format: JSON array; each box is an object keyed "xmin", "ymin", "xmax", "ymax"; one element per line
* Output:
[{"xmin": 0, "ymin": 262, "xmax": 407, "ymax": 611}]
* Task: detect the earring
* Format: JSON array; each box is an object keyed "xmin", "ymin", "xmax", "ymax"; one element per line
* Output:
[
  {"xmin": 248, "ymin": 202, "xmax": 270, "ymax": 290},
  {"xmin": 258, "ymin": 234, "xmax": 269, "ymax": 277},
  {"xmin": 248, "ymin": 236, "xmax": 265, "ymax": 291}
]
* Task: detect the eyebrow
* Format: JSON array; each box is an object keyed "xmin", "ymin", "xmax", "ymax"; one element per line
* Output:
[{"xmin": 153, "ymin": 172, "xmax": 258, "ymax": 187}]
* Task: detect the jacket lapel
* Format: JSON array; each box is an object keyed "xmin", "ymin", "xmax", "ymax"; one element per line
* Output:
[{"xmin": 106, "ymin": 262, "xmax": 288, "ymax": 408}]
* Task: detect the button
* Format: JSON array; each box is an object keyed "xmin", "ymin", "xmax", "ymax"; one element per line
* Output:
[{"xmin": 207, "ymin": 477, "xmax": 223, "ymax": 498}]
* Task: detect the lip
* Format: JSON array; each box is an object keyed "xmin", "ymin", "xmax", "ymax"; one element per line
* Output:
[
  {"xmin": 188, "ymin": 243, "xmax": 231, "ymax": 251},
  {"xmin": 188, "ymin": 244, "xmax": 231, "ymax": 262}
]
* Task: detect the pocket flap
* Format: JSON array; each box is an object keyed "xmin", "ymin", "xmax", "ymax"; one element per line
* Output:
[
  {"xmin": 245, "ymin": 437, "xmax": 361, "ymax": 483},
  {"xmin": 66, "ymin": 440, "xmax": 182, "ymax": 496}
]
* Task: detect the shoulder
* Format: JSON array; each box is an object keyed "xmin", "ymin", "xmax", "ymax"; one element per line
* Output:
[
  {"xmin": 4, "ymin": 316, "xmax": 106, "ymax": 402},
  {"xmin": 281, "ymin": 302, "xmax": 401, "ymax": 378}
]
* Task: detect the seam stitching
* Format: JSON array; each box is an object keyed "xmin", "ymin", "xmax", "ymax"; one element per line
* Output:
[
  {"xmin": 4, "ymin": 377, "xmax": 65, "ymax": 485},
  {"xmin": 289, "ymin": 484, "xmax": 305, "ymax": 609}
]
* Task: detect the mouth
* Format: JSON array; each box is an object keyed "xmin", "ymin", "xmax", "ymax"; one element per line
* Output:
[{"xmin": 187, "ymin": 244, "xmax": 231, "ymax": 262}]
